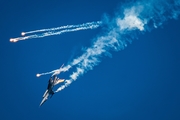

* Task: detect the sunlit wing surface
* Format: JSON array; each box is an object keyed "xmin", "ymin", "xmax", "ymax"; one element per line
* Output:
[
  {"xmin": 54, "ymin": 79, "xmax": 65, "ymax": 86},
  {"xmin": 40, "ymin": 92, "xmax": 49, "ymax": 107},
  {"xmin": 43, "ymin": 90, "xmax": 48, "ymax": 97}
]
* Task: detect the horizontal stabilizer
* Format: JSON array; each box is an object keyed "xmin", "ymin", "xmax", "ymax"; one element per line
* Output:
[{"xmin": 55, "ymin": 79, "xmax": 65, "ymax": 85}]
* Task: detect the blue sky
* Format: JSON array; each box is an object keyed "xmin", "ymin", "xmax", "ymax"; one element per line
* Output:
[{"xmin": 1, "ymin": 0, "xmax": 180, "ymax": 120}]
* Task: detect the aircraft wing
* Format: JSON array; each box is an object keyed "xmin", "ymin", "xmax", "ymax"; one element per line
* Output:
[
  {"xmin": 54, "ymin": 79, "xmax": 65, "ymax": 86},
  {"xmin": 40, "ymin": 92, "xmax": 49, "ymax": 107},
  {"xmin": 43, "ymin": 89, "xmax": 48, "ymax": 97}
]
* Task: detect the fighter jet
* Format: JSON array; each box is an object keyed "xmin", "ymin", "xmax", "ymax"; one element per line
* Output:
[{"xmin": 39, "ymin": 75, "xmax": 64, "ymax": 107}]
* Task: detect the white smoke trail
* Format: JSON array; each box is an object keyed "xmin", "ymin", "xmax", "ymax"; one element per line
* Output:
[
  {"xmin": 23, "ymin": 21, "xmax": 102, "ymax": 35},
  {"xmin": 36, "ymin": 49, "xmax": 100, "ymax": 78},
  {"xmin": 10, "ymin": 21, "xmax": 102, "ymax": 42},
  {"xmin": 36, "ymin": 64, "xmax": 71, "ymax": 77},
  {"xmin": 55, "ymin": 0, "xmax": 180, "ymax": 92}
]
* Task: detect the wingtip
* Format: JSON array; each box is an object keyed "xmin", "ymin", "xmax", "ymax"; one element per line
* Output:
[
  {"xmin": 39, "ymin": 102, "xmax": 43, "ymax": 107},
  {"xmin": 39, "ymin": 103, "xmax": 42, "ymax": 107}
]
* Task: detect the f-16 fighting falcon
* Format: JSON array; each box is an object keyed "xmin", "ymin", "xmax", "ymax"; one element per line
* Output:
[{"xmin": 40, "ymin": 75, "xmax": 64, "ymax": 107}]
